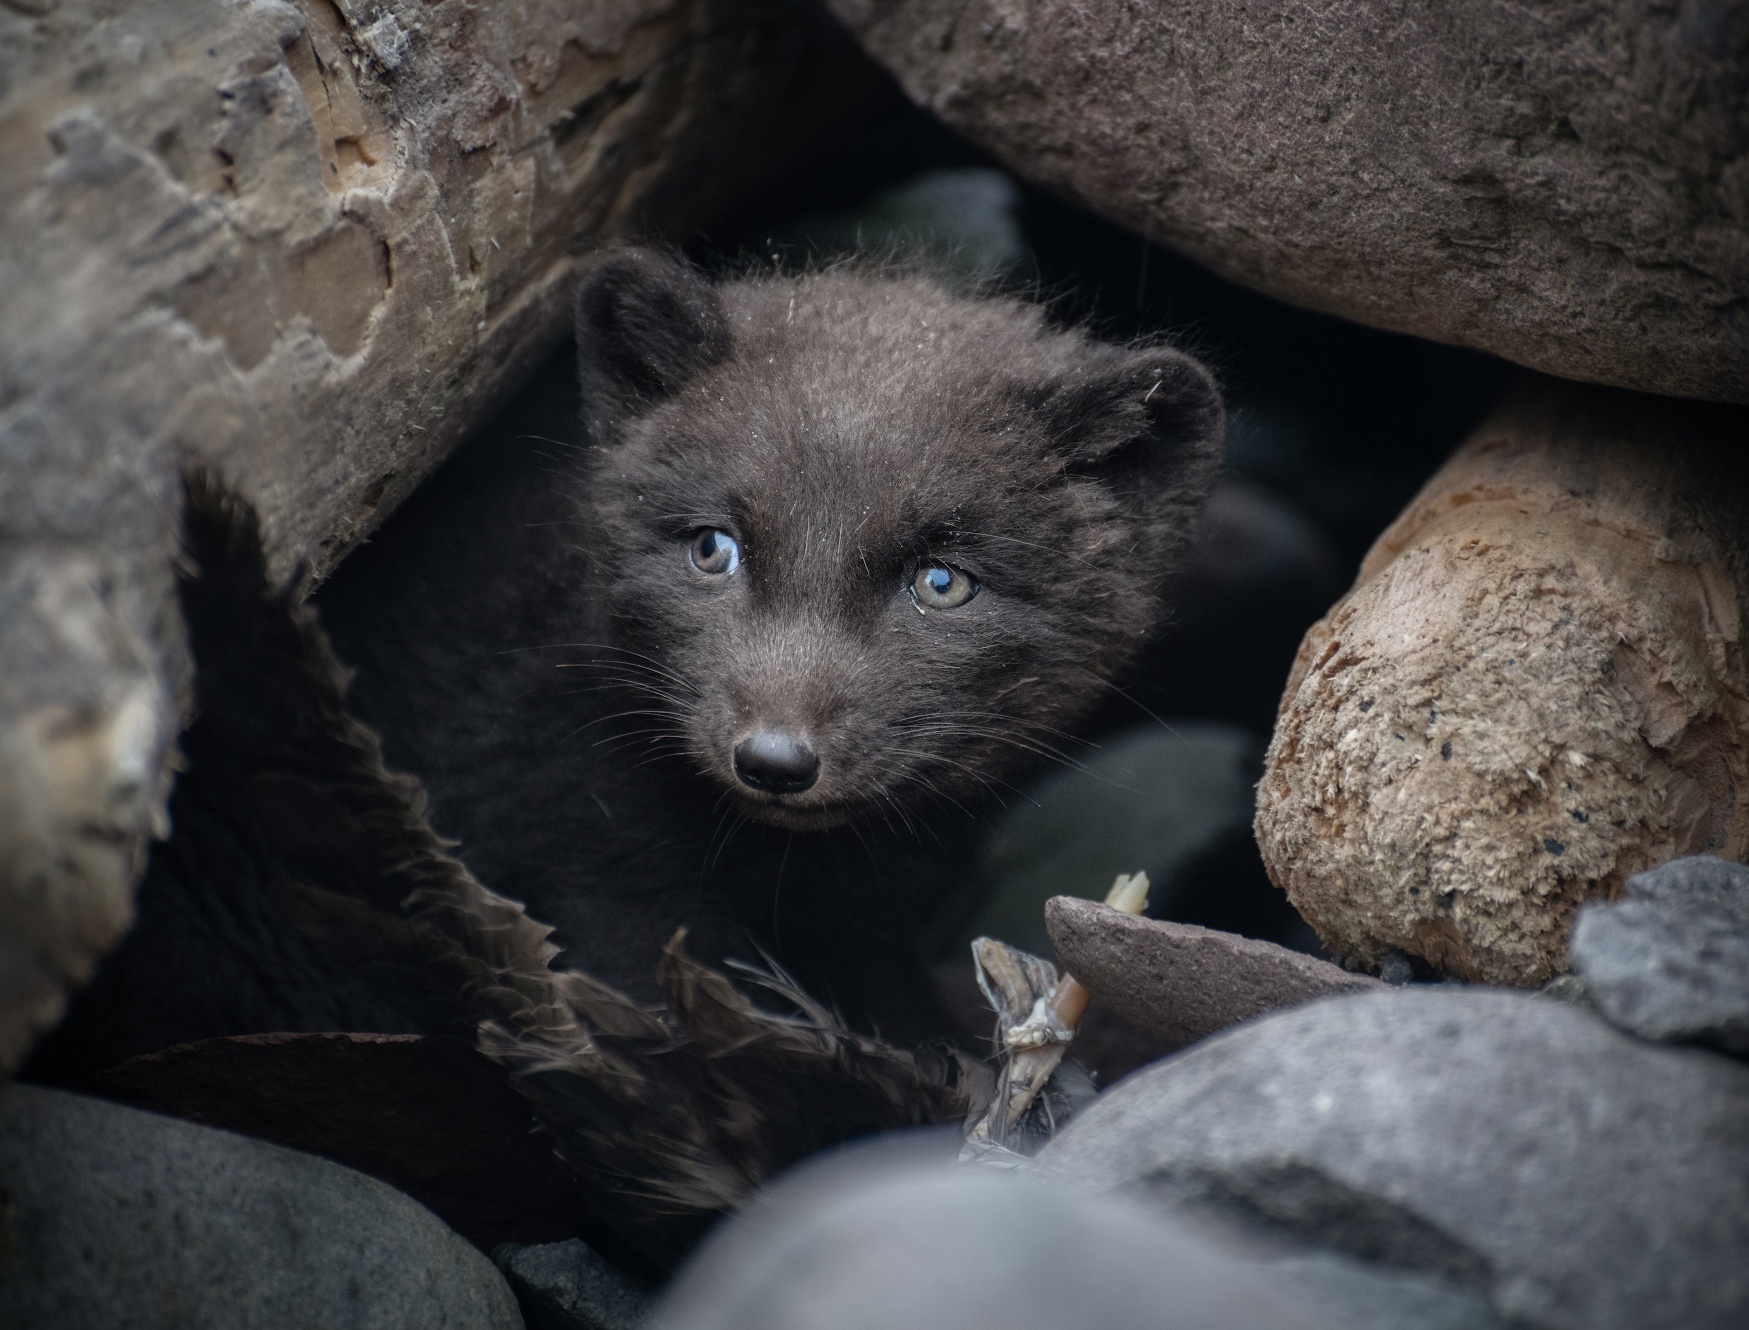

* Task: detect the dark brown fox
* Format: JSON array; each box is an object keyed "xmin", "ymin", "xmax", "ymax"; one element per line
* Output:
[
  {"xmin": 32, "ymin": 249, "xmax": 1224, "ymax": 1089},
  {"xmin": 25, "ymin": 250, "xmax": 1223, "ymax": 1263},
  {"xmin": 317, "ymin": 249, "xmax": 1225, "ymax": 1040}
]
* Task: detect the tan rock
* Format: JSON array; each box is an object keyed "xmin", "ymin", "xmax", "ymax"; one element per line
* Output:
[{"xmin": 1256, "ymin": 380, "xmax": 1749, "ymax": 984}]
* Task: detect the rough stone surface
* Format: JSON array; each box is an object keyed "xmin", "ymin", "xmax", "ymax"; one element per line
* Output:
[
  {"xmin": 1037, "ymin": 988, "xmax": 1749, "ymax": 1330},
  {"xmin": 1046, "ymin": 895, "xmax": 1377, "ymax": 1054},
  {"xmin": 1571, "ymin": 854, "xmax": 1749, "ymax": 1055},
  {"xmin": 828, "ymin": 0, "xmax": 1749, "ymax": 405},
  {"xmin": 92, "ymin": 1032, "xmax": 583, "ymax": 1250},
  {"xmin": 0, "ymin": 0, "xmax": 869, "ymax": 1072},
  {"xmin": 1257, "ymin": 381, "xmax": 1749, "ymax": 984},
  {"xmin": 657, "ymin": 1140, "xmax": 1336, "ymax": 1330},
  {"xmin": 0, "ymin": 1083, "xmax": 525, "ymax": 1329},
  {"xmin": 495, "ymin": 1240, "xmax": 650, "ymax": 1330}
]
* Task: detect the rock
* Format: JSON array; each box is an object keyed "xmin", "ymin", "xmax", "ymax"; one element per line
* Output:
[
  {"xmin": 1255, "ymin": 381, "xmax": 1749, "ymax": 985},
  {"xmin": 1046, "ymin": 896, "xmax": 1377, "ymax": 1054},
  {"xmin": 1571, "ymin": 855, "xmax": 1749, "ymax": 1056},
  {"xmin": 827, "ymin": 0, "xmax": 1749, "ymax": 405},
  {"xmin": 495, "ymin": 1240, "xmax": 650, "ymax": 1330},
  {"xmin": 1036, "ymin": 988, "xmax": 1749, "ymax": 1330},
  {"xmin": 91, "ymin": 1032, "xmax": 584, "ymax": 1250},
  {"xmin": 1264, "ymin": 1254, "xmax": 1510, "ymax": 1330},
  {"xmin": 656, "ymin": 1138, "xmax": 1337, "ymax": 1329},
  {"xmin": 964, "ymin": 720, "xmax": 1260, "ymax": 954},
  {"xmin": 0, "ymin": 1084, "xmax": 524, "ymax": 1329}
]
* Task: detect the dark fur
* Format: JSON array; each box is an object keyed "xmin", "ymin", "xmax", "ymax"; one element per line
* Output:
[
  {"xmin": 318, "ymin": 251, "xmax": 1223, "ymax": 1040},
  {"xmin": 31, "ymin": 483, "xmax": 981, "ymax": 1270}
]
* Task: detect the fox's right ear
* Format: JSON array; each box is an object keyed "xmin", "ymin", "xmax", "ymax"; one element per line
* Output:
[{"xmin": 575, "ymin": 247, "xmax": 730, "ymax": 439}]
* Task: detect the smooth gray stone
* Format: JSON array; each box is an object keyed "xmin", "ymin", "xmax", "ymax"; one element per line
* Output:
[
  {"xmin": 1037, "ymin": 988, "xmax": 1749, "ymax": 1330},
  {"xmin": 1570, "ymin": 854, "xmax": 1749, "ymax": 1055},
  {"xmin": 657, "ymin": 1138, "xmax": 1337, "ymax": 1330},
  {"xmin": 0, "ymin": 1084, "xmax": 523, "ymax": 1330},
  {"xmin": 1264, "ymin": 1253, "xmax": 1509, "ymax": 1330},
  {"xmin": 494, "ymin": 1240, "xmax": 648, "ymax": 1330}
]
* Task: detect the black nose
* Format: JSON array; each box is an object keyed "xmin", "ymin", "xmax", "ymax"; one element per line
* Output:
[{"xmin": 733, "ymin": 730, "xmax": 820, "ymax": 794}]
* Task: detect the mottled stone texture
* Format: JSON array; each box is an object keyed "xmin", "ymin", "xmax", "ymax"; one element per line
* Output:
[
  {"xmin": 1571, "ymin": 855, "xmax": 1749, "ymax": 1055},
  {"xmin": 828, "ymin": 0, "xmax": 1749, "ymax": 404},
  {"xmin": 1256, "ymin": 379, "xmax": 1749, "ymax": 984},
  {"xmin": 0, "ymin": 0, "xmax": 868, "ymax": 1072},
  {"xmin": 1037, "ymin": 989, "xmax": 1749, "ymax": 1330}
]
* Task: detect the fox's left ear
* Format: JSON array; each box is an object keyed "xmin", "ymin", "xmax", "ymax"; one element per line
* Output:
[
  {"xmin": 575, "ymin": 246, "xmax": 730, "ymax": 442},
  {"xmin": 1026, "ymin": 343, "xmax": 1226, "ymax": 520}
]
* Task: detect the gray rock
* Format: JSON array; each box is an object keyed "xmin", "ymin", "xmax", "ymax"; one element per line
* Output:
[
  {"xmin": 1266, "ymin": 1254, "xmax": 1509, "ymax": 1330},
  {"xmin": 1570, "ymin": 854, "xmax": 1749, "ymax": 1055},
  {"xmin": 1535, "ymin": 973, "xmax": 1596, "ymax": 1010},
  {"xmin": 1036, "ymin": 988, "xmax": 1749, "ymax": 1330},
  {"xmin": 0, "ymin": 1084, "xmax": 523, "ymax": 1330},
  {"xmin": 494, "ymin": 1240, "xmax": 648, "ymax": 1330},
  {"xmin": 656, "ymin": 1138, "xmax": 1338, "ymax": 1329},
  {"xmin": 1046, "ymin": 895, "xmax": 1377, "ymax": 1054},
  {"xmin": 828, "ymin": 0, "xmax": 1749, "ymax": 404},
  {"xmin": 964, "ymin": 720, "xmax": 1259, "ymax": 954}
]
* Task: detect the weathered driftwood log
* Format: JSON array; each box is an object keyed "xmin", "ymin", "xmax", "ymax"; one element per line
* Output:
[
  {"xmin": 827, "ymin": 0, "xmax": 1749, "ymax": 405},
  {"xmin": 0, "ymin": 0, "xmax": 868, "ymax": 1071},
  {"xmin": 1256, "ymin": 380, "xmax": 1749, "ymax": 985}
]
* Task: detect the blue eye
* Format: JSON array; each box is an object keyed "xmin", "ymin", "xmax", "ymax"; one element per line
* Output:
[
  {"xmin": 689, "ymin": 528, "xmax": 740, "ymax": 575},
  {"xmin": 911, "ymin": 562, "xmax": 978, "ymax": 609}
]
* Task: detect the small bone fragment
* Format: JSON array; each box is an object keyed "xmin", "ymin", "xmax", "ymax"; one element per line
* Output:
[{"xmin": 965, "ymin": 873, "xmax": 1150, "ymax": 1150}]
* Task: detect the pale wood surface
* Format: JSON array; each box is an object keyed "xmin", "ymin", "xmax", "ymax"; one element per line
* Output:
[{"xmin": 1257, "ymin": 380, "xmax": 1749, "ymax": 984}]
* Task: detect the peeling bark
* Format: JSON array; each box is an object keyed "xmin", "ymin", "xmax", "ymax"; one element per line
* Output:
[{"xmin": 0, "ymin": 0, "xmax": 871, "ymax": 1070}]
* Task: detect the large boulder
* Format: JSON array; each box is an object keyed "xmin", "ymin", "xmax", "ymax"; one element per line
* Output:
[
  {"xmin": 656, "ymin": 1139, "xmax": 1336, "ymax": 1329},
  {"xmin": 828, "ymin": 0, "xmax": 1749, "ymax": 405},
  {"xmin": 1037, "ymin": 988, "xmax": 1749, "ymax": 1330},
  {"xmin": 0, "ymin": 1084, "xmax": 524, "ymax": 1329}
]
